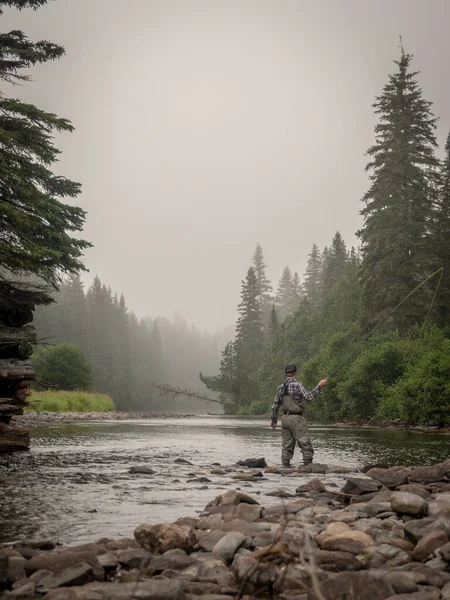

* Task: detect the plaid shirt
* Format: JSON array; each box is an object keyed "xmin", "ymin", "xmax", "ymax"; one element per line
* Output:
[{"xmin": 271, "ymin": 377, "xmax": 321, "ymax": 426}]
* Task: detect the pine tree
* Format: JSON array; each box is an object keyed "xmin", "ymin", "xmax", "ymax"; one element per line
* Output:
[
  {"xmin": 235, "ymin": 267, "xmax": 264, "ymax": 372},
  {"xmin": 252, "ymin": 243, "xmax": 273, "ymax": 338},
  {"xmin": 269, "ymin": 303, "xmax": 279, "ymax": 342},
  {"xmin": 0, "ymin": 1, "xmax": 91, "ymax": 291},
  {"xmin": 66, "ymin": 275, "xmax": 89, "ymax": 352},
  {"xmin": 322, "ymin": 232, "xmax": 348, "ymax": 296},
  {"xmin": 434, "ymin": 132, "xmax": 450, "ymax": 324},
  {"xmin": 303, "ymin": 244, "xmax": 322, "ymax": 306},
  {"xmin": 275, "ymin": 266, "xmax": 295, "ymax": 319},
  {"xmin": 358, "ymin": 48, "xmax": 440, "ymax": 331},
  {"xmin": 291, "ymin": 272, "xmax": 301, "ymax": 309}
]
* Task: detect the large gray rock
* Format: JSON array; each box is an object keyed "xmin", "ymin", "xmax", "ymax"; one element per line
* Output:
[
  {"xmin": 412, "ymin": 529, "xmax": 449, "ymax": 561},
  {"xmin": 134, "ymin": 523, "xmax": 196, "ymax": 554},
  {"xmin": 232, "ymin": 554, "xmax": 278, "ymax": 589},
  {"xmin": 428, "ymin": 493, "xmax": 450, "ymax": 516},
  {"xmin": 42, "ymin": 580, "xmax": 186, "ymax": 600},
  {"xmin": 396, "ymin": 484, "xmax": 430, "ymax": 499},
  {"xmin": 318, "ymin": 530, "xmax": 376, "ymax": 556},
  {"xmin": 315, "ymin": 549, "xmax": 363, "ymax": 571},
  {"xmin": 409, "ymin": 464, "xmax": 446, "ymax": 483},
  {"xmin": 147, "ymin": 552, "xmax": 197, "ymax": 573},
  {"xmin": 227, "ymin": 503, "xmax": 261, "ymax": 522},
  {"xmin": 7, "ymin": 556, "xmax": 26, "ymax": 585},
  {"xmin": 181, "ymin": 557, "xmax": 235, "ymax": 588},
  {"xmin": 439, "ymin": 541, "xmax": 450, "ymax": 561},
  {"xmin": 116, "ymin": 548, "xmax": 150, "ymax": 569},
  {"xmin": 312, "ymin": 572, "xmax": 394, "ymax": 600},
  {"xmin": 24, "ymin": 551, "xmax": 104, "ymax": 581},
  {"xmin": 195, "ymin": 530, "xmax": 227, "ymax": 553},
  {"xmin": 366, "ymin": 467, "xmax": 411, "ymax": 489},
  {"xmin": 206, "ymin": 490, "xmax": 259, "ymax": 507},
  {"xmin": 404, "ymin": 512, "xmax": 450, "ymax": 543},
  {"xmin": 391, "ymin": 491, "xmax": 428, "ymax": 516},
  {"xmin": 341, "ymin": 478, "xmax": 380, "ymax": 495},
  {"xmin": 383, "ymin": 572, "xmax": 418, "ymax": 594},
  {"xmin": 36, "ymin": 563, "xmax": 94, "ymax": 593},
  {"xmin": 212, "ymin": 532, "xmax": 246, "ymax": 563}
]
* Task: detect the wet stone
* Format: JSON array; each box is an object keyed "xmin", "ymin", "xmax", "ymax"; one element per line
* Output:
[
  {"xmin": 341, "ymin": 477, "xmax": 381, "ymax": 495},
  {"xmin": 36, "ymin": 562, "xmax": 95, "ymax": 593},
  {"xmin": 236, "ymin": 458, "xmax": 267, "ymax": 468},
  {"xmin": 129, "ymin": 466, "xmax": 155, "ymax": 475},
  {"xmin": 391, "ymin": 492, "xmax": 428, "ymax": 516},
  {"xmin": 134, "ymin": 523, "xmax": 196, "ymax": 554}
]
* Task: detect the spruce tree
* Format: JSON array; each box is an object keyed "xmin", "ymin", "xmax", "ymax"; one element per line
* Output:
[
  {"xmin": 0, "ymin": 0, "xmax": 91, "ymax": 291},
  {"xmin": 252, "ymin": 243, "xmax": 273, "ymax": 338},
  {"xmin": 269, "ymin": 303, "xmax": 279, "ymax": 342},
  {"xmin": 303, "ymin": 244, "xmax": 322, "ymax": 306},
  {"xmin": 275, "ymin": 266, "xmax": 295, "ymax": 319},
  {"xmin": 358, "ymin": 48, "xmax": 440, "ymax": 330},
  {"xmin": 235, "ymin": 267, "xmax": 264, "ymax": 372},
  {"xmin": 322, "ymin": 232, "xmax": 348, "ymax": 296},
  {"xmin": 291, "ymin": 272, "xmax": 301, "ymax": 309},
  {"xmin": 434, "ymin": 132, "xmax": 450, "ymax": 324}
]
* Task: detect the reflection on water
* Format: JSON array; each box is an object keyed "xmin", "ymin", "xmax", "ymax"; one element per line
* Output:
[{"xmin": 0, "ymin": 416, "xmax": 448, "ymax": 545}]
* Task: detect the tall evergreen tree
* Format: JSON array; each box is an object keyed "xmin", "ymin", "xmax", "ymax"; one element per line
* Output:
[
  {"xmin": 358, "ymin": 48, "xmax": 440, "ymax": 330},
  {"xmin": 434, "ymin": 132, "xmax": 450, "ymax": 324},
  {"xmin": 252, "ymin": 243, "xmax": 273, "ymax": 338},
  {"xmin": 0, "ymin": 0, "xmax": 91, "ymax": 292},
  {"xmin": 322, "ymin": 232, "xmax": 348, "ymax": 296},
  {"xmin": 235, "ymin": 267, "xmax": 264, "ymax": 372},
  {"xmin": 269, "ymin": 303, "xmax": 279, "ymax": 342},
  {"xmin": 275, "ymin": 266, "xmax": 295, "ymax": 319},
  {"xmin": 291, "ymin": 272, "xmax": 301, "ymax": 309},
  {"xmin": 303, "ymin": 244, "xmax": 322, "ymax": 306}
]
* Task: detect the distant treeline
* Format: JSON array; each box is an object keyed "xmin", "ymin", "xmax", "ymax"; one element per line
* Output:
[
  {"xmin": 34, "ymin": 276, "xmax": 231, "ymax": 412},
  {"xmin": 201, "ymin": 49, "xmax": 450, "ymax": 426}
]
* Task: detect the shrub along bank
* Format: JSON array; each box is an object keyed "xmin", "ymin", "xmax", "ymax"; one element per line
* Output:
[{"xmin": 27, "ymin": 390, "xmax": 115, "ymax": 413}]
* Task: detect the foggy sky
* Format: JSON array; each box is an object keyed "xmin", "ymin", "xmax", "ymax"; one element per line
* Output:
[{"xmin": 3, "ymin": 0, "xmax": 450, "ymax": 331}]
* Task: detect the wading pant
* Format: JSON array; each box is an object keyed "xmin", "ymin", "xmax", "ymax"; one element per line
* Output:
[{"xmin": 281, "ymin": 414, "xmax": 314, "ymax": 465}]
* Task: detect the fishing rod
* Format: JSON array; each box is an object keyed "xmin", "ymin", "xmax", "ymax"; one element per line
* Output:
[{"xmin": 326, "ymin": 266, "xmax": 444, "ymax": 380}]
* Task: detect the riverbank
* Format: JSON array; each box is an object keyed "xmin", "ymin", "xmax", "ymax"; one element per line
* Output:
[
  {"xmin": 1, "ymin": 459, "xmax": 450, "ymax": 599},
  {"xmin": 330, "ymin": 420, "xmax": 450, "ymax": 433},
  {"xmin": 14, "ymin": 411, "xmax": 195, "ymax": 427}
]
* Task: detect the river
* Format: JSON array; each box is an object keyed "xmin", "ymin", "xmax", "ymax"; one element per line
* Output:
[{"xmin": 0, "ymin": 416, "xmax": 448, "ymax": 546}]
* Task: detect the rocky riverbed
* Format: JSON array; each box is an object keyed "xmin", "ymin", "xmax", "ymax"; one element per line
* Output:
[
  {"xmin": 2, "ymin": 458, "xmax": 450, "ymax": 599},
  {"xmin": 14, "ymin": 412, "xmax": 195, "ymax": 427}
]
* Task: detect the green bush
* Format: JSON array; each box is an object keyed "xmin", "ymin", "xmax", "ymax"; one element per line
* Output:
[
  {"xmin": 28, "ymin": 390, "xmax": 115, "ymax": 412},
  {"xmin": 336, "ymin": 336, "xmax": 410, "ymax": 420},
  {"xmin": 33, "ymin": 344, "xmax": 93, "ymax": 391},
  {"xmin": 380, "ymin": 336, "xmax": 450, "ymax": 425}
]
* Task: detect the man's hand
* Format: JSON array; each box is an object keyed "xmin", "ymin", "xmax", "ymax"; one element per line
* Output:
[
  {"xmin": 271, "ymin": 423, "xmax": 277, "ymax": 429},
  {"xmin": 318, "ymin": 378, "xmax": 328, "ymax": 388}
]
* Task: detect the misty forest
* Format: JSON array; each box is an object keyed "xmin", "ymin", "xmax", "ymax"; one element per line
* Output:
[
  {"xmin": 1, "ymin": 0, "xmax": 450, "ymax": 427},
  {"xmin": 29, "ymin": 51, "xmax": 450, "ymax": 426}
]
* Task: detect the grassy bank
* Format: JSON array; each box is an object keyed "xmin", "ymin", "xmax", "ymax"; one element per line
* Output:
[{"xmin": 27, "ymin": 390, "xmax": 115, "ymax": 413}]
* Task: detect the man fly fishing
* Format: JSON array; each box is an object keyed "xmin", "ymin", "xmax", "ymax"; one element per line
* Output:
[{"xmin": 271, "ymin": 364, "xmax": 328, "ymax": 467}]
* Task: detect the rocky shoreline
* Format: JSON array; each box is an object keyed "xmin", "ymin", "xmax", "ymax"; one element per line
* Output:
[
  {"xmin": 14, "ymin": 412, "xmax": 195, "ymax": 427},
  {"xmin": 2, "ymin": 459, "xmax": 450, "ymax": 599}
]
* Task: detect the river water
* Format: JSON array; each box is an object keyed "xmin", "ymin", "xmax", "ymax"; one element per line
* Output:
[{"xmin": 0, "ymin": 416, "xmax": 448, "ymax": 546}]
